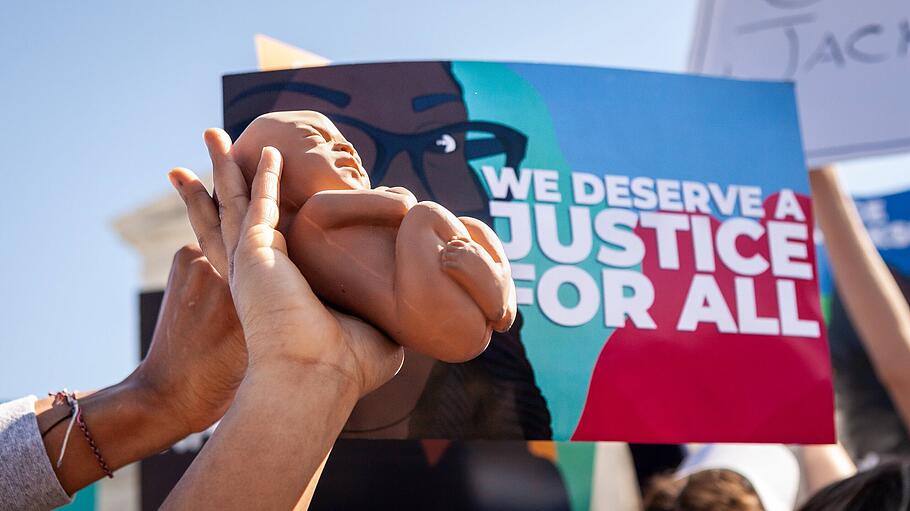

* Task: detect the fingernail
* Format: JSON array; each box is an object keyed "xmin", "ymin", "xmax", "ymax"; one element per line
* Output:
[
  {"xmin": 167, "ymin": 170, "xmax": 185, "ymax": 191},
  {"xmin": 262, "ymin": 146, "xmax": 281, "ymax": 160}
]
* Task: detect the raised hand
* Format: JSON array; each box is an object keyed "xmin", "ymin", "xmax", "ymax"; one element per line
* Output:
[
  {"xmin": 161, "ymin": 128, "xmax": 404, "ymax": 510},
  {"xmin": 129, "ymin": 245, "xmax": 246, "ymax": 433},
  {"xmin": 169, "ymin": 128, "xmax": 404, "ymax": 397}
]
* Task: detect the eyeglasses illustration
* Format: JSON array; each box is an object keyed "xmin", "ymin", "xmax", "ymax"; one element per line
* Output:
[
  {"xmin": 226, "ymin": 113, "xmax": 527, "ymax": 193},
  {"xmin": 325, "ymin": 114, "xmax": 528, "ymax": 192}
]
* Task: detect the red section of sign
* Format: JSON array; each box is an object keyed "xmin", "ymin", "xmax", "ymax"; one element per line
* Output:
[{"xmin": 572, "ymin": 193, "xmax": 835, "ymax": 443}]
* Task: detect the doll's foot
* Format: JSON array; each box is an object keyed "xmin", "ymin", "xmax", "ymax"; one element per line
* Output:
[
  {"xmin": 441, "ymin": 237, "xmax": 488, "ymax": 275},
  {"xmin": 441, "ymin": 237, "xmax": 507, "ymax": 322}
]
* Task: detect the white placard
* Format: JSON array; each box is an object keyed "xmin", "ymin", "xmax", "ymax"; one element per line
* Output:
[{"xmin": 691, "ymin": 0, "xmax": 910, "ymax": 167}]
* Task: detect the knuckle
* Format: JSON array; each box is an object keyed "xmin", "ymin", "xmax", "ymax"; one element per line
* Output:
[
  {"xmin": 262, "ymin": 204, "xmax": 280, "ymax": 226},
  {"xmin": 188, "ymin": 185, "xmax": 211, "ymax": 201},
  {"xmin": 259, "ymin": 173, "xmax": 280, "ymax": 196},
  {"xmin": 218, "ymin": 192, "xmax": 249, "ymax": 212},
  {"xmin": 174, "ymin": 245, "xmax": 201, "ymax": 265},
  {"xmin": 223, "ymin": 192, "xmax": 247, "ymax": 205},
  {"xmin": 185, "ymin": 258, "xmax": 217, "ymax": 287}
]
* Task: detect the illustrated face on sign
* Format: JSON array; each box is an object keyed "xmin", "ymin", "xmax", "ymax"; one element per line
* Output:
[
  {"xmin": 225, "ymin": 62, "xmax": 527, "ymax": 219},
  {"xmin": 222, "ymin": 62, "xmax": 543, "ymax": 441}
]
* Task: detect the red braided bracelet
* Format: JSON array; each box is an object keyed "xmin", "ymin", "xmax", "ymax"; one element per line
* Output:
[
  {"xmin": 51, "ymin": 390, "xmax": 114, "ymax": 478},
  {"xmin": 75, "ymin": 407, "xmax": 113, "ymax": 478}
]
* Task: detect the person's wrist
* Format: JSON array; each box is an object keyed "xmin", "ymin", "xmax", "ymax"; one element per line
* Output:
[
  {"xmin": 120, "ymin": 371, "xmax": 195, "ymax": 441},
  {"xmin": 245, "ymin": 352, "xmax": 361, "ymax": 401}
]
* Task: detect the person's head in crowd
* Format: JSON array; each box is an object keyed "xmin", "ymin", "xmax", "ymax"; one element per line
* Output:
[
  {"xmin": 643, "ymin": 469, "xmax": 764, "ymax": 511},
  {"xmin": 798, "ymin": 460, "xmax": 910, "ymax": 511},
  {"xmin": 642, "ymin": 444, "xmax": 798, "ymax": 511}
]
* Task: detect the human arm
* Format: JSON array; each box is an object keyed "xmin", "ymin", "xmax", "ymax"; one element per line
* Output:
[
  {"xmin": 793, "ymin": 443, "xmax": 856, "ymax": 497},
  {"xmin": 301, "ymin": 186, "xmax": 417, "ymax": 229},
  {"xmin": 34, "ymin": 384, "xmax": 183, "ymax": 497},
  {"xmin": 163, "ymin": 130, "xmax": 403, "ymax": 509},
  {"xmin": 8, "ymin": 244, "xmax": 246, "ymax": 503},
  {"xmin": 810, "ymin": 165, "xmax": 910, "ymax": 428}
]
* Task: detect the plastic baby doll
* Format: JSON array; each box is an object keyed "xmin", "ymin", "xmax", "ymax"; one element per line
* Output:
[{"xmin": 231, "ymin": 111, "xmax": 517, "ymax": 363}]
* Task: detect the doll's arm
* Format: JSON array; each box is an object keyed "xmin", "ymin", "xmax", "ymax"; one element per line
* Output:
[
  {"xmin": 458, "ymin": 217, "xmax": 517, "ymax": 331},
  {"xmin": 301, "ymin": 188, "xmax": 417, "ymax": 229}
]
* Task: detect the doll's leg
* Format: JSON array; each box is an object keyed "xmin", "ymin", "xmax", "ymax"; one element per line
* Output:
[
  {"xmin": 455, "ymin": 217, "xmax": 516, "ymax": 332},
  {"xmin": 440, "ymin": 236, "xmax": 512, "ymax": 322},
  {"xmin": 395, "ymin": 202, "xmax": 490, "ymax": 361},
  {"xmin": 399, "ymin": 208, "xmax": 514, "ymax": 330},
  {"xmin": 396, "ymin": 202, "xmax": 503, "ymax": 319}
]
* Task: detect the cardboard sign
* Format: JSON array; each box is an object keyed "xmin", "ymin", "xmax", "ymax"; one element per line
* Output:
[
  {"xmin": 223, "ymin": 61, "xmax": 835, "ymax": 443},
  {"xmin": 690, "ymin": 0, "xmax": 910, "ymax": 166}
]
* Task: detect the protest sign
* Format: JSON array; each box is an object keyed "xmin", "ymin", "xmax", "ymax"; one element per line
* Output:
[
  {"xmin": 690, "ymin": 0, "xmax": 910, "ymax": 166},
  {"xmin": 223, "ymin": 61, "xmax": 835, "ymax": 443},
  {"xmin": 854, "ymin": 189, "xmax": 910, "ymax": 275},
  {"xmin": 818, "ymin": 186, "xmax": 910, "ymax": 305}
]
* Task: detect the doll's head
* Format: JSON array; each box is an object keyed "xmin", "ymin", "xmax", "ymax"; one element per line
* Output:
[{"xmin": 231, "ymin": 111, "xmax": 371, "ymax": 211}]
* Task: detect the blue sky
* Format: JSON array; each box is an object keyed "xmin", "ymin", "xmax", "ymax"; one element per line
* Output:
[{"xmin": 1, "ymin": 0, "xmax": 908, "ymax": 398}]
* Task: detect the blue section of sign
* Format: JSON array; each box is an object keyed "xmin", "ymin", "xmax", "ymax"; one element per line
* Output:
[
  {"xmin": 856, "ymin": 188, "xmax": 910, "ymax": 275},
  {"xmin": 818, "ymin": 187, "xmax": 910, "ymax": 298},
  {"xmin": 507, "ymin": 63, "xmax": 809, "ymax": 206}
]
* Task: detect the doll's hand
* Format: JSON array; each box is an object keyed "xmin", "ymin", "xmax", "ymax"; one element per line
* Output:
[
  {"xmin": 375, "ymin": 186, "xmax": 417, "ymax": 200},
  {"xmin": 127, "ymin": 245, "xmax": 247, "ymax": 434},
  {"xmin": 170, "ymin": 129, "xmax": 404, "ymax": 397}
]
